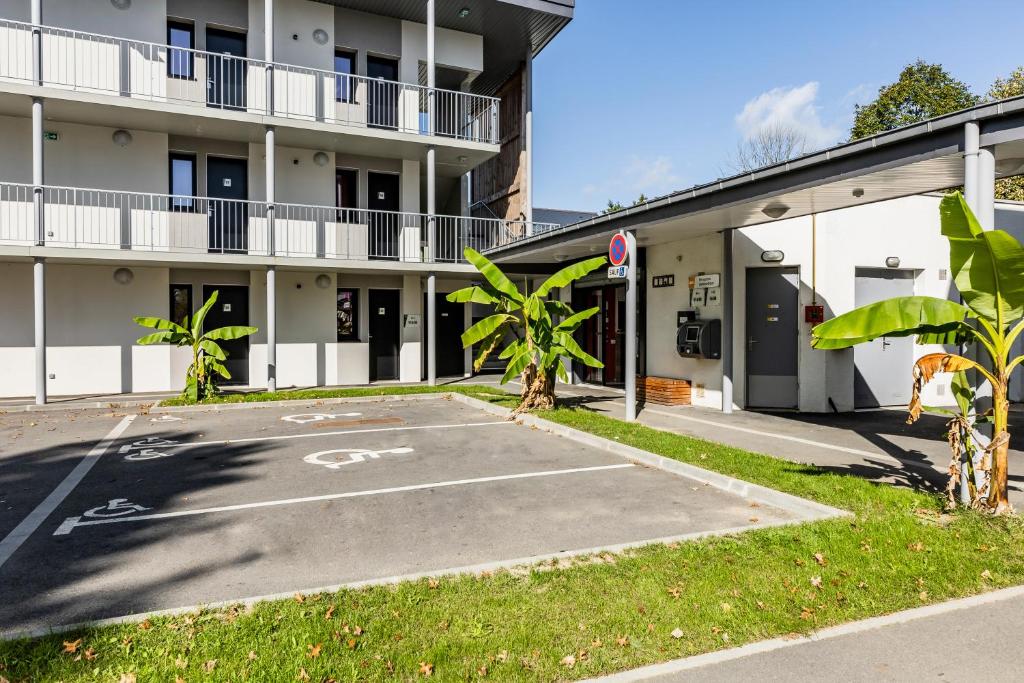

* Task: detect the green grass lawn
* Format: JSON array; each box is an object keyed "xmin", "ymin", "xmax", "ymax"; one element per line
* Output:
[
  {"xmin": 159, "ymin": 384, "xmax": 510, "ymax": 406},
  {"xmin": 3, "ymin": 397, "xmax": 1023, "ymax": 682}
]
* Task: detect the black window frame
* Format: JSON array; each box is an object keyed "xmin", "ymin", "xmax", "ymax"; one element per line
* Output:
[
  {"xmin": 334, "ymin": 49, "xmax": 356, "ymax": 103},
  {"xmin": 337, "ymin": 287, "xmax": 359, "ymax": 342},
  {"xmin": 167, "ymin": 20, "xmax": 195, "ymax": 80},
  {"xmin": 169, "ymin": 283, "xmax": 193, "ymax": 327},
  {"xmin": 168, "ymin": 152, "xmax": 198, "ymax": 211}
]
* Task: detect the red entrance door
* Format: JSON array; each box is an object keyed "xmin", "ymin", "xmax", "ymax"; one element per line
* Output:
[{"xmin": 602, "ymin": 285, "xmax": 618, "ymax": 384}]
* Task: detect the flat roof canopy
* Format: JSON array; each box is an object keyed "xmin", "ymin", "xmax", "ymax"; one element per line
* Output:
[{"xmin": 489, "ymin": 96, "xmax": 1024, "ymax": 265}]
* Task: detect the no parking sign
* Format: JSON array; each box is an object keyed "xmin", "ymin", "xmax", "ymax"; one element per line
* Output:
[{"xmin": 608, "ymin": 232, "xmax": 628, "ymax": 266}]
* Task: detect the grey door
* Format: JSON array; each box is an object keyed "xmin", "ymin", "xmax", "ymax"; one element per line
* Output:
[
  {"xmin": 207, "ymin": 156, "xmax": 248, "ymax": 254},
  {"xmin": 367, "ymin": 172, "xmax": 400, "ymax": 260},
  {"xmin": 369, "ymin": 289, "xmax": 400, "ymax": 381},
  {"xmin": 854, "ymin": 268, "xmax": 915, "ymax": 408},
  {"xmin": 746, "ymin": 267, "xmax": 799, "ymax": 408},
  {"xmin": 202, "ymin": 285, "xmax": 249, "ymax": 385},
  {"xmin": 206, "ymin": 28, "xmax": 247, "ymax": 110}
]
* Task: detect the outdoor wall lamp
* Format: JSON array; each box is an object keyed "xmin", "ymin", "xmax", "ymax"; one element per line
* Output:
[
  {"xmin": 315, "ymin": 274, "xmax": 331, "ymax": 289},
  {"xmin": 113, "ymin": 267, "xmax": 134, "ymax": 285},
  {"xmin": 111, "ymin": 129, "xmax": 133, "ymax": 147},
  {"xmin": 312, "ymin": 29, "xmax": 329, "ymax": 45},
  {"xmin": 761, "ymin": 250, "xmax": 785, "ymax": 263},
  {"xmin": 761, "ymin": 204, "xmax": 790, "ymax": 219},
  {"xmin": 885, "ymin": 256, "xmax": 901, "ymax": 268},
  {"xmin": 313, "ymin": 151, "xmax": 330, "ymax": 167},
  {"xmin": 110, "ymin": 0, "xmax": 131, "ymax": 9}
]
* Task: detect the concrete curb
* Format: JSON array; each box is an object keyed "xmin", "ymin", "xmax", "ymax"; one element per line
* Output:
[
  {"xmin": 585, "ymin": 584, "xmax": 1024, "ymax": 681},
  {"xmin": 450, "ymin": 393, "xmax": 850, "ymax": 522},
  {"xmin": 150, "ymin": 392, "xmax": 471, "ymax": 413}
]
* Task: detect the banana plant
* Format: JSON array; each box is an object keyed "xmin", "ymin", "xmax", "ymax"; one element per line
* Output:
[
  {"xmin": 134, "ymin": 290, "xmax": 258, "ymax": 402},
  {"xmin": 811, "ymin": 192, "xmax": 1024, "ymax": 514},
  {"xmin": 448, "ymin": 248, "xmax": 607, "ymax": 413}
]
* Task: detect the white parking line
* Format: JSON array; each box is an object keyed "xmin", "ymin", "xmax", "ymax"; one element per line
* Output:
[
  {"xmin": 0, "ymin": 415, "xmax": 136, "ymax": 569},
  {"xmin": 52, "ymin": 463, "xmax": 635, "ymax": 535},
  {"xmin": 131, "ymin": 420, "xmax": 513, "ymax": 454}
]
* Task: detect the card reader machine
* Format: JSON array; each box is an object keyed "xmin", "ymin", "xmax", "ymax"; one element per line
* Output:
[{"xmin": 676, "ymin": 319, "xmax": 722, "ymax": 359}]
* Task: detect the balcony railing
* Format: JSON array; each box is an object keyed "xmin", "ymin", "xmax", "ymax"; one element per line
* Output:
[
  {"xmin": 0, "ymin": 19, "xmax": 499, "ymax": 144},
  {"xmin": 0, "ymin": 183, "xmax": 555, "ymax": 263}
]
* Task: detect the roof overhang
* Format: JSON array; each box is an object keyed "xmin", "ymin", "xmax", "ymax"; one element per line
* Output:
[
  {"xmin": 315, "ymin": 0, "xmax": 573, "ymax": 95},
  {"xmin": 490, "ymin": 96, "xmax": 1024, "ymax": 265}
]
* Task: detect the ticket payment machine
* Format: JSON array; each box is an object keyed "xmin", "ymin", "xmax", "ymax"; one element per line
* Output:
[{"xmin": 676, "ymin": 319, "xmax": 722, "ymax": 359}]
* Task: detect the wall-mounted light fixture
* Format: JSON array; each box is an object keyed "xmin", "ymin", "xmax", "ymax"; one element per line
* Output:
[
  {"xmin": 113, "ymin": 267, "xmax": 134, "ymax": 284},
  {"xmin": 852, "ymin": 187, "xmax": 865, "ymax": 198},
  {"xmin": 110, "ymin": 0, "xmax": 131, "ymax": 9},
  {"xmin": 885, "ymin": 256, "xmax": 901, "ymax": 268},
  {"xmin": 761, "ymin": 204, "xmax": 790, "ymax": 219},
  {"xmin": 111, "ymin": 129, "xmax": 133, "ymax": 147},
  {"xmin": 313, "ymin": 151, "xmax": 329, "ymax": 167},
  {"xmin": 312, "ymin": 29, "xmax": 329, "ymax": 45},
  {"xmin": 315, "ymin": 274, "xmax": 331, "ymax": 289},
  {"xmin": 761, "ymin": 250, "xmax": 785, "ymax": 263}
]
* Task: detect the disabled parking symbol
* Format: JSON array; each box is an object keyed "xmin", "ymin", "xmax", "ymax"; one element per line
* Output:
[{"xmin": 303, "ymin": 447, "xmax": 414, "ymax": 469}]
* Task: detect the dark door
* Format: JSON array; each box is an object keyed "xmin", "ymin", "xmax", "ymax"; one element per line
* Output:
[
  {"xmin": 367, "ymin": 172, "xmax": 400, "ymax": 260},
  {"xmin": 203, "ymin": 285, "xmax": 249, "ymax": 385},
  {"xmin": 366, "ymin": 56, "xmax": 399, "ymax": 129},
  {"xmin": 369, "ymin": 289, "xmax": 400, "ymax": 381},
  {"xmin": 745, "ymin": 267, "xmax": 799, "ymax": 408},
  {"xmin": 854, "ymin": 268, "xmax": 916, "ymax": 407},
  {"xmin": 424, "ymin": 294, "xmax": 465, "ymax": 378},
  {"xmin": 207, "ymin": 156, "xmax": 248, "ymax": 253},
  {"xmin": 206, "ymin": 28, "xmax": 247, "ymax": 110},
  {"xmin": 572, "ymin": 287, "xmax": 603, "ymax": 384}
]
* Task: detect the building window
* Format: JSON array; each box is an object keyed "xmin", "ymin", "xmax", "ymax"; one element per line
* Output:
[
  {"xmin": 169, "ymin": 284, "xmax": 192, "ymax": 326},
  {"xmin": 167, "ymin": 21, "xmax": 194, "ymax": 79},
  {"xmin": 334, "ymin": 49, "xmax": 355, "ymax": 103},
  {"xmin": 337, "ymin": 288, "xmax": 359, "ymax": 341},
  {"xmin": 169, "ymin": 152, "xmax": 197, "ymax": 210}
]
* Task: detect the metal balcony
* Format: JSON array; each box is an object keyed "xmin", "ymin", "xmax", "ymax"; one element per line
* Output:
[
  {"xmin": 0, "ymin": 182, "xmax": 555, "ymax": 263},
  {"xmin": 0, "ymin": 19, "xmax": 500, "ymax": 145}
]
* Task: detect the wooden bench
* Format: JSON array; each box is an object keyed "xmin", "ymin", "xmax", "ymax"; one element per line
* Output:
[{"xmin": 637, "ymin": 376, "xmax": 691, "ymax": 406}]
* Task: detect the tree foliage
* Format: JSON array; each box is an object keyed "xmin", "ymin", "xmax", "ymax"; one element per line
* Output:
[
  {"xmin": 812, "ymin": 193, "xmax": 1024, "ymax": 513},
  {"xmin": 728, "ymin": 122, "xmax": 808, "ymax": 172},
  {"xmin": 850, "ymin": 60, "xmax": 979, "ymax": 140},
  {"xmin": 448, "ymin": 248, "xmax": 606, "ymax": 413},
  {"xmin": 603, "ymin": 194, "xmax": 650, "ymax": 215},
  {"xmin": 134, "ymin": 290, "xmax": 258, "ymax": 402}
]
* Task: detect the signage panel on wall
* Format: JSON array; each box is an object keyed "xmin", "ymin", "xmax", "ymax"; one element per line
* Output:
[
  {"xmin": 607, "ymin": 265, "xmax": 628, "ymax": 279},
  {"xmin": 652, "ymin": 274, "xmax": 675, "ymax": 288},
  {"xmin": 694, "ymin": 273, "xmax": 720, "ymax": 288}
]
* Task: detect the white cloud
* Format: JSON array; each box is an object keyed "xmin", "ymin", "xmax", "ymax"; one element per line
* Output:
[
  {"xmin": 581, "ymin": 155, "xmax": 684, "ymax": 201},
  {"xmin": 734, "ymin": 82, "xmax": 843, "ymax": 149}
]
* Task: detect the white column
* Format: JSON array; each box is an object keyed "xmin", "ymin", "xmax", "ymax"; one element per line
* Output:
[
  {"xmin": 624, "ymin": 230, "xmax": 638, "ymax": 421},
  {"xmin": 34, "ymin": 258, "xmax": 46, "ymax": 405},
  {"xmin": 425, "ymin": 0, "xmax": 437, "ymax": 386},
  {"xmin": 721, "ymin": 230, "xmax": 734, "ymax": 413},
  {"xmin": 427, "ymin": 272, "xmax": 436, "ymax": 385},
  {"xmin": 264, "ymin": 0, "xmax": 274, "ymax": 114},
  {"xmin": 267, "ymin": 266, "xmax": 277, "ymax": 392},
  {"xmin": 524, "ymin": 48, "xmax": 534, "ymax": 232}
]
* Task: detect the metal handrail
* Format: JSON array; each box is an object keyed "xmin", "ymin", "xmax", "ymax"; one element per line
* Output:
[
  {"xmin": 0, "ymin": 182, "xmax": 556, "ymax": 262},
  {"xmin": 0, "ymin": 19, "xmax": 500, "ymax": 144}
]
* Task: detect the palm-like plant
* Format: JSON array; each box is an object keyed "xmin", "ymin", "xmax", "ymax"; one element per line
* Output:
[
  {"xmin": 448, "ymin": 248, "xmax": 607, "ymax": 413},
  {"xmin": 811, "ymin": 192, "xmax": 1024, "ymax": 513},
  {"xmin": 134, "ymin": 290, "xmax": 258, "ymax": 402}
]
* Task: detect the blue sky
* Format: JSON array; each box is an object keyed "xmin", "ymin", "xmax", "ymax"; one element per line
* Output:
[{"xmin": 532, "ymin": 0, "xmax": 1024, "ymax": 212}]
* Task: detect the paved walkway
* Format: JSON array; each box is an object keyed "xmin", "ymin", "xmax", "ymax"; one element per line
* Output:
[{"xmin": 595, "ymin": 586, "xmax": 1024, "ymax": 681}]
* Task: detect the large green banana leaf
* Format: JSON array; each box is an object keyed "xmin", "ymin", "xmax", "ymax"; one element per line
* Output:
[
  {"xmin": 535, "ymin": 256, "xmax": 607, "ymax": 297},
  {"xmin": 811, "ymin": 296, "xmax": 972, "ymax": 350},
  {"xmin": 462, "ymin": 248, "xmax": 524, "ymax": 303},
  {"xmin": 940, "ymin": 193, "xmax": 1024, "ymax": 326}
]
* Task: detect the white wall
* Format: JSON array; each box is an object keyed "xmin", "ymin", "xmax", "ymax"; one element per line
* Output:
[
  {"xmin": 43, "ymin": 0, "xmax": 166, "ymax": 43},
  {"xmin": 643, "ymin": 195, "xmax": 964, "ymax": 412},
  {"xmin": 0, "ymin": 263, "xmax": 171, "ymax": 397}
]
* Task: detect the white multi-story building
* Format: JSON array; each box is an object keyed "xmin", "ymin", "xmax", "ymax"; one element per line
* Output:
[{"xmin": 0, "ymin": 0, "xmax": 572, "ymax": 401}]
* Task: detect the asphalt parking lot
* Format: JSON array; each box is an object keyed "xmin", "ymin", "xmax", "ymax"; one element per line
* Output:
[{"xmin": 0, "ymin": 397, "xmax": 803, "ymax": 635}]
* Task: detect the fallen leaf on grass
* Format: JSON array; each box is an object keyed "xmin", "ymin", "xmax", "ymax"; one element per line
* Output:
[
  {"xmin": 799, "ymin": 607, "xmax": 814, "ymax": 620},
  {"xmin": 82, "ymin": 648, "xmax": 97, "ymax": 662},
  {"xmin": 720, "ymin": 602, "xmax": 732, "ymax": 613},
  {"xmin": 139, "ymin": 619, "xmax": 152, "ymax": 630},
  {"xmin": 307, "ymin": 643, "xmax": 322, "ymax": 658},
  {"xmin": 810, "ymin": 576, "xmax": 823, "ymax": 588},
  {"xmin": 297, "ymin": 667, "xmax": 310, "ymax": 681},
  {"xmin": 248, "ymin": 650, "xmax": 258, "ymax": 661},
  {"xmin": 175, "ymin": 657, "xmax": 187, "ymax": 669},
  {"xmin": 294, "ymin": 593, "xmax": 305, "ymax": 603},
  {"xmin": 419, "ymin": 661, "xmax": 434, "ymax": 677},
  {"xmin": 324, "ymin": 605, "xmax": 335, "ymax": 620},
  {"xmin": 428, "ymin": 578, "xmax": 440, "ymax": 589},
  {"xmin": 670, "ymin": 628, "xmax": 684, "ymax": 639},
  {"xmin": 615, "ymin": 635, "xmax": 630, "ymax": 647},
  {"xmin": 63, "ymin": 638, "xmax": 82, "ymax": 654},
  {"xmin": 560, "ymin": 655, "xmax": 576, "ymax": 668},
  {"xmin": 203, "ymin": 659, "xmax": 217, "ymax": 672},
  {"xmin": 981, "ymin": 569, "xmax": 992, "ymax": 580},
  {"xmin": 477, "ymin": 664, "xmax": 488, "ymax": 677},
  {"xmin": 907, "ymin": 541, "xmax": 925, "ymax": 552},
  {"xmin": 118, "ymin": 675, "xmax": 136, "ymax": 683},
  {"xmin": 813, "ymin": 552, "xmax": 827, "ymax": 566}
]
